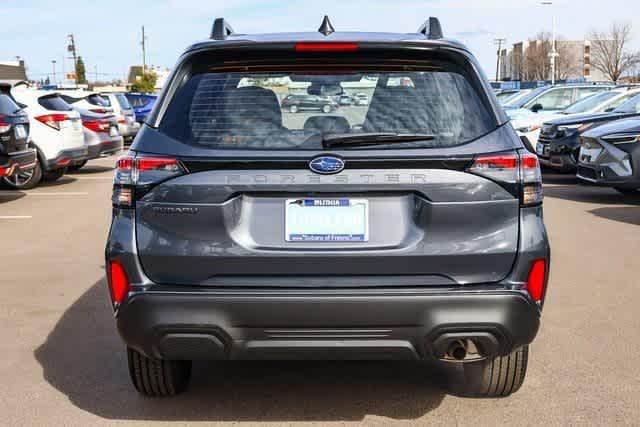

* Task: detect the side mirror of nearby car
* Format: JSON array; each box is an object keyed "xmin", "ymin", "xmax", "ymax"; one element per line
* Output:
[
  {"xmin": 604, "ymin": 107, "xmax": 615, "ymax": 112},
  {"xmin": 530, "ymin": 104, "xmax": 543, "ymax": 113},
  {"xmin": 17, "ymin": 102, "xmax": 27, "ymax": 109}
]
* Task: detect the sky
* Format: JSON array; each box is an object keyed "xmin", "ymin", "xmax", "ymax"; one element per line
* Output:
[{"xmin": 2, "ymin": 0, "xmax": 639, "ymax": 82}]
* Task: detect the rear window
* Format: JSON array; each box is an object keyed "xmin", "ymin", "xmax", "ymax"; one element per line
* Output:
[
  {"xmin": 88, "ymin": 94, "xmax": 110, "ymax": 107},
  {"xmin": 126, "ymin": 95, "xmax": 152, "ymax": 107},
  {"xmin": 159, "ymin": 63, "xmax": 497, "ymax": 150},
  {"xmin": 115, "ymin": 94, "xmax": 131, "ymax": 109},
  {"xmin": 563, "ymin": 91, "xmax": 618, "ymax": 114},
  {"xmin": 38, "ymin": 95, "xmax": 73, "ymax": 111},
  {"xmin": 0, "ymin": 94, "xmax": 20, "ymax": 114}
]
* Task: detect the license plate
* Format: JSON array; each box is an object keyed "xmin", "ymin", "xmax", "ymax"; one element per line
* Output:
[
  {"xmin": 285, "ymin": 199, "xmax": 369, "ymax": 242},
  {"xmin": 14, "ymin": 125, "xmax": 27, "ymax": 139},
  {"xmin": 109, "ymin": 126, "xmax": 119, "ymax": 137}
]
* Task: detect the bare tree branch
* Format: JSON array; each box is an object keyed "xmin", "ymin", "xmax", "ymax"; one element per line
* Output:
[{"xmin": 588, "ymin": 22, "xmax": 640, "ymax": 82}]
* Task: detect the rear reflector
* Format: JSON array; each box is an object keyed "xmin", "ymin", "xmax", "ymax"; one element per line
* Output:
[
  {"xmin": 295, "ymin": 42, "xmax": 359, "ymax": 52},
  {"xmin": 0, "ymin": 166, "xmax": 6, "ymax": 177},
  {"xmin": 526, "ymin": 259, "xmax": 547, "ymax": 302},
  {"xmin": 56, "ymin": 158, "xmax": 71, "ymax": 167},
  {"xmin": 108, "ymin": 261, "xmax": 130, "ymax": 305}
]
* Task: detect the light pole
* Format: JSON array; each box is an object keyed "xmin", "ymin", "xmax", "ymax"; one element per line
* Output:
[
  {"xmin": 541, "ymin": 1, "xmax": 558, "ymax": 84},
  {"xmin": 494, "ymin": 38, "xmax": 507, "ymax": 82},
  {"xmin": 51, "ymin": 60, "xmax": 57, "ymax": 85}
]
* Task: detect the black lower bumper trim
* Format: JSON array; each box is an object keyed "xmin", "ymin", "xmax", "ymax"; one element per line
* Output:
[
  {"xmin": 45, "ymin": 147, "xmax": 88, "ymax": 170},
  {"xmin": 0, "ymin": 149, "xmax": 37, "ymax": 173},
  {"xmin": 86, "ymin": 139, "xmax": 124, "ymax": 160},
  {"xmin": 116, "ymin": 289, "xmax": 540, "ymax": 361}
]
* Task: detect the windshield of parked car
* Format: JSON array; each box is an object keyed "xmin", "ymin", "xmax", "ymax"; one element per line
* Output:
[
  {"xmin": 0, "ymin": 94, "xmax": 20, "ymax": 114},
  {"xmin": 563, "ymin": 91, "xmax": 619, "ymax": 114},
  {"xmin": 613, "ymin": 93, "xmax": 640, "ymax": 113},
  {"xmin": 38, "ymin": 95, "xmax": 73, "ymax": 111},
  {"xmin": 160, "ymin": 65, "xmax": 497, "ymax": 150},
  {"xmin": 503, "ymin": 86, "xmax": 548, "ymax": 108}
]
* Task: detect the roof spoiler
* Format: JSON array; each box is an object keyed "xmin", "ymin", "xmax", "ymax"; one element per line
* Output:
[
  {"xmin": 417, "ymin": 17, "xmax": 443, "ymax": 39},
  {"xmin": 210, "ymin": 18, "xmax": 234, "ymax": 40}
]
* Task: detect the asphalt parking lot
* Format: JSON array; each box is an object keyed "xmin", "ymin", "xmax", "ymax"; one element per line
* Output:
[{"xmin": 1, "ymin": 156, "xmax": 639, "ymax": 426}]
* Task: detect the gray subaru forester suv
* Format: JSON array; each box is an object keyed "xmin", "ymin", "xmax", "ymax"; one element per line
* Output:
[{"xmin": 106, "ymin": 17, "xmax": 550, "ymax": 397}]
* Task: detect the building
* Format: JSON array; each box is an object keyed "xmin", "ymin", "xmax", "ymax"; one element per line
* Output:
[
  {"xmin": 498, "ymin": 39, "xmax": 609, "ymax": 82},
  {"xmin": 0, "ymin": 60, "xmax": 27, "ymax": 84}
]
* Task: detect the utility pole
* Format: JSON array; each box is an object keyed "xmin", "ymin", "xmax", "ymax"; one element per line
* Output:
[
  {"xmin": 494, "ymin": 38, "xmax": 507, "ymax": 81},
  {"xmin": 67, "ymin": 34, "xmax": 78, "ymax": 87},
  {"xmin": 141, "ymin": 26, "xmax": 147, "ymax": 73},
  {"xmin": 541, "ymin": 1, "xmax": 558, "ymax": 84}
]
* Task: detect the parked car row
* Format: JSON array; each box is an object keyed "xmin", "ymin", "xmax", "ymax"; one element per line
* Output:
[
  {"xmin": 0, "ymin": 84, "xmax": 156, "ymax": 190},
  {"xmin": 504, "ymin": 85, "xmax": 640, "ymax": 194}
]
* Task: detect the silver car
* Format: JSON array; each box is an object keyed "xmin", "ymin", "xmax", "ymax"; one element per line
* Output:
[{"xmin": 100, "ymin": 93, "xmax": 140, "ymax": 141}]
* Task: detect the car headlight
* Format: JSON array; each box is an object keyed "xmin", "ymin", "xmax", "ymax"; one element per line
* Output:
[{"xmin": 601, "ymin": 133, "xmax": 640, "ymax": 144}]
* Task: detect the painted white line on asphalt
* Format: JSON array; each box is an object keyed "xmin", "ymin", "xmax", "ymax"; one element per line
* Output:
[
  {"xmin": 0, "ymin": 191, "xmax": 89, "ymax": 196},
  {"xmin": 0, "ymin": 216, "xmax": 32, "ymax": 219}
]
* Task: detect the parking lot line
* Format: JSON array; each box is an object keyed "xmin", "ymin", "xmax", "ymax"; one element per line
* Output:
[
  {"xmin": 0, "ymin": 215, "xmax": 32, "ymax": 219},
  {"xmin": 0, "ymin": 191, "xmax": 89, "ymax": 196}
]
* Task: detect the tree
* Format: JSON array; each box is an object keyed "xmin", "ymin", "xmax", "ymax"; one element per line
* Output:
[
  {"xmin": 523, "ymin": 32, "xmax": 577, "ymax": 82},
  {"xmin": 131, "ymin": 71, "xmax": 157, "ymax": 93},
  {"xmin": 588, "ymin": 22, "xmax": 640, "ymax": 83},
  {"xmin": 75, "ymin": 56, "xmax": 87, "ymax": 84}
]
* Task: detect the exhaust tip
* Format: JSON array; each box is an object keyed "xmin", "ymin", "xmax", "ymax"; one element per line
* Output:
[{"xmin": 447, "ymin": 340, "xmax": 467, "ymax": 361}]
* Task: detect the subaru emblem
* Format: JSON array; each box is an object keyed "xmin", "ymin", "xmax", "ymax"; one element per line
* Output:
[{"xmin": 309, "ymin": 156, "xmax": 345, "ymax": 174}]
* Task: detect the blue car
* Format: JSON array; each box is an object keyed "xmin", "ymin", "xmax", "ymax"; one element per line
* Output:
[{"xmin": 124, "ymin": 93, "xmax": 156, "ymax": 124}]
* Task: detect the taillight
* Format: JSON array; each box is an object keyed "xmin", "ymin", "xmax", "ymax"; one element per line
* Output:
[
  {"xmin": 117, "ymin": 115, "xmax": 126, "ymax": 124},
  {"xmin": 112, "ymin": 153, "xmax": 186, "ymax": 208},
  {"xmin": 295, "ymin": 42, "xmax": 359, "ymax": 52},
  {"xmin": 89, "ymin": 108, "xmax": 108, "ymax": 114},
  {"xmin": 0, "ymin": 116, "xmax": 10, "ymax": 133},
  {"xmin": 468, "ymin": 153, "xmax": 519, "ymax": 183},
  {"xmin": 108, "ymin": 260, "xmax": 130, "ymax": 305},
  {"xmin": 520, "ymin": 152, "xmax": 543, "ymax": 205},
  {"xmin": 468, "ymin": 151, "xmax": 543, "ymax": 206},
  {"xmin": 526, "ymin": 259, "xmax": 547, "ymax": 302},
  {"xmin": 83, "ymin": 119, "xmax": 111, "ymax": 133},
  {"xmin": 35, "ymin": 114, "xmax": 69, "ymax": 130}
]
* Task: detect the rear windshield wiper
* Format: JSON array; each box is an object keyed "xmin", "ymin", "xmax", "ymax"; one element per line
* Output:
[{"xmin": 321, "ymin": 132, "xmax": 436, "ymax": 149}]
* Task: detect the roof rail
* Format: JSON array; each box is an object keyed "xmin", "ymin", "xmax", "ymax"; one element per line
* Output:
[
  {"xmin": 211, "ymin": 18, "xmax": 234, "ymax": 40},
  {"xmin": 417, "ymin": 17, "xmax": 443, "ymax": 40}
]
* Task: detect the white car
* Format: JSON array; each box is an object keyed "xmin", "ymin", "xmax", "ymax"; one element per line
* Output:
[
  {"xmin": 10, "ymin": 88, "xmax": 86, "ymax": 188},
  {"xmin": 511, "ymin": 88, "xmax": 640, "ymax": 147},
  {"xmin": 100, "ymin": 93, "xmax": 140, "ymax": 140},
  {"xmin": 58, "ymin": 91, "xmax": 114, "ymax": 115}
]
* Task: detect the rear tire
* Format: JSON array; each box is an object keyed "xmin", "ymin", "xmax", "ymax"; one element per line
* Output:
[
  {"xmin": 614, "ymin": 187, "xmax": 640, "ymax": 195},
  {"xmin": 1, "ymin": 158, "xmax": 42, "ymax": 190},
  {"xmin": 42, "ymin": 167, "xmax": 66, "ymax": 182},
  {"xmin": 455, "ymin": 345, "xmax": 529, "ymax": 397},
  {"xmin": 126, "ymin": 347, "xmax": 192, "ymax": 397}
]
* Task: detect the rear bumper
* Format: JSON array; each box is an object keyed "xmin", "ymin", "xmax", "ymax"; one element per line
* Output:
[
  {"xmin": 45, "ymin": 146, "xmax": 88, "ymax": 170},
  {"xmin": 116, "ymin": 288, "xmax": 540, "ymax": 361},
  {"xmin": 86, "ymin": 138, "xmax": 124, "ymax": 160},
  {"xmin": 118, "ymin": 122, "xmax": 140, "ymax": 138},
  {"xmin": 0, "ymin": 149, "xmax": 37, "ymax": 176}
]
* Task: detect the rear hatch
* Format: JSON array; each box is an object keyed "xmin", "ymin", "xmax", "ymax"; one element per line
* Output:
[
  {"xmin": 125, "ymin": 45, "xmax": 525, "ymax": 287},
  {"xmin": 36, "ymin": 94, "xmax": 85, "ymax": 149},
  {"xmin": 0, "ymin": 91, "xmax": 30, "ymax": 154}
]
